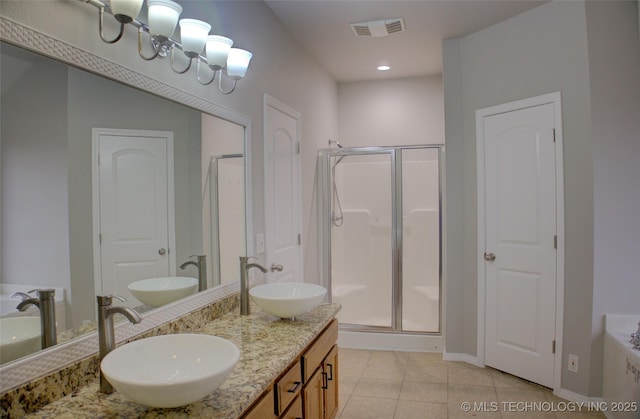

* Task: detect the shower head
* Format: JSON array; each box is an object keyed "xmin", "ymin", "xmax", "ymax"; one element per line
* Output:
[{"xmin": 329, "ymin": 139, "xmax": 343, "ymax": 148}]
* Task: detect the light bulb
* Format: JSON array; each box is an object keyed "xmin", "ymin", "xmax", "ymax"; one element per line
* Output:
[
  {"xmin": 179, "ymin": 19, "xmax": 211, "ymax": 56},
  {"xmin": 147, "ymin": 0, "xmax": 182, "ymax": 38},
  {"xmin": 226, "ymin": 48, "xmax": 253, "ymax": 80},
  {"xmin": 206, "ymin": 35, "xmax": 233, "ymax": 69}
]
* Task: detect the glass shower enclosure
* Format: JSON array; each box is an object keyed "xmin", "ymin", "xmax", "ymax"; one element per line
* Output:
[{"xmin": 318, "ymin": 145, "xmax": 443, "ymax": 334}]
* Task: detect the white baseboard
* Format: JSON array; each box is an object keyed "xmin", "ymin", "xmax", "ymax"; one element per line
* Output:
[
  {"xmin": 442, "ymin": 351, "xmax": 484, "ymax": 367},
  {"xmin": 554, "ymin": 388, "xmax": 604, "ymax": 404},
  {"xmin": 338, "ymin": 331, "xmax": 443, "ymax": 352},
  {"xmin": 554, "ymin": 389, "xmax": 610, "ymax": 417}
]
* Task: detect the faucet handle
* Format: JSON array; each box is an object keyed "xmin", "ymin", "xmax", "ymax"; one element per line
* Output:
[
  {"xmin": 28, "ymin": 289, "xmax": 56, "ymax": 299},
  {"xmin": 9, "ymin": 291, "xmax": 31, "ymax": 301}
]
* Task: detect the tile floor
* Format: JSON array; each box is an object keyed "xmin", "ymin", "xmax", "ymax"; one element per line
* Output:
[{"xmin": 337, "ymin": 348, "xmax": 606, "ymax": 419}]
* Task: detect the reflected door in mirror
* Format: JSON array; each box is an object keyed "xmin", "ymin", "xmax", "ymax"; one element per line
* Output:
[{"xmin": 94, "ymin": 129, "xmax": 175, "ymax": 307}]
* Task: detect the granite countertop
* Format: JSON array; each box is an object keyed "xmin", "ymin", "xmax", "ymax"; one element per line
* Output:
[{"xmin": 26, "ymin": 303, "xmax": 341, "ymax": 419}]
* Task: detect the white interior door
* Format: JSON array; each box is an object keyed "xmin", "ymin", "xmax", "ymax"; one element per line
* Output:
[
  {"xmin": 93, "ymin": 128, "xmax": 174, "ymax": 306},
  {"xmin": 264, "ymin": 95, "xmax": 303, "ymax": 283},
  {"xmin": 479, "ymin": 100, "xmax": 559, "ymax": 388}
]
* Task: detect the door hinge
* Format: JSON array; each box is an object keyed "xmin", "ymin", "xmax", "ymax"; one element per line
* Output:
[
  {"xmin": 99, "ymin": 233, "xmax": 102, "ymax": 244},
  {"xmin": 296, "ymin": 142, "xmax": 301, "ymax": 154},
  {"xmin": 554, "ymin": 235, "xmax": 557, "ymax": 249},
  {"xmin": 97, "ymin": 153, "xmax": 101, "ymax": 165},
  {"xmin": 552, "ymin": 128, "xmax": 556, "ymax": 143},
  {"xmin": 298, "ymin": 233, "xmax": 302, "ymax": 245},
  {"xmin": 552, "ymin": 340, "xmax": 556, "ymax": 354}
]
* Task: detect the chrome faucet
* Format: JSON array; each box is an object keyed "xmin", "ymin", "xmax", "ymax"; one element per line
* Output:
[
  {"xmin": 239, "ymin": 256, "xmax": 283, "ymax": 315},
  {"xmin": 96, "ymin": 295, "xmax": 142, "ymax": 394},
  {"xmin": 11, "ymin": 289, "xmax": 57, "ymax": 349},
  {"xmin": 180, "ymin": 255, "xmax": 207, "ymax": 292},
  {"xmin": 631, "ymin": 321, "xmax": 640, "ymax": 351}
]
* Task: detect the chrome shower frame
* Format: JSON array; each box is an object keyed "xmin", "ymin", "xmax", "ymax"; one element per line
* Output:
[
  {"xmin": 210, "ymin": 153, "xmax": 244, "ymax": 287},
  {"xmin": 318, "ymin": 144, "xmax": 445, "ymax": 335}
]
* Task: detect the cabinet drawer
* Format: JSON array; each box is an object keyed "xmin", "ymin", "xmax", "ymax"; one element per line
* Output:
[
  {"xmin": 243, "ymin": 387, "xmax": 276, "ymax": 418},
  {"xmin": 302, "ymin": 319, "xmax": 338, "ymax": 382},
  {"xmin": 275, "ymin": 359, "xmax": 302, "ymax": 415}
]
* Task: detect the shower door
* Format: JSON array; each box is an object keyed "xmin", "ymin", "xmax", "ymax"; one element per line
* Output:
[
  {"xmin": 329, "ymin": 150, "xmax": 395, "ymax": 329},
  {"xmin": 319, "ymin": 146, "xmax": 442, "ymax": 334}
]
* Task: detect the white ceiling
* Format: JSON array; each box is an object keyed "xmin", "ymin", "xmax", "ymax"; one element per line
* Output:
[{"xmin": 264, "ymin": 0, "xmax": 547, "ymax": 82}]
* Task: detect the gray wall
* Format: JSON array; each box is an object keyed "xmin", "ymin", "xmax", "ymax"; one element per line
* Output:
[
  {"xmin": 585, "ymin": 0, "xmax": 640, "ymax": 396},
  {"xmin": 338, "ymin": 75, "xmax": 444, "ymax": 147},
  {"xmin": 1, "ymin": 50, "xmax": 71, "ymax": 294},
  {"xmin": 443, "ymin": 0, "xmax": 640, "ymax": 397}
]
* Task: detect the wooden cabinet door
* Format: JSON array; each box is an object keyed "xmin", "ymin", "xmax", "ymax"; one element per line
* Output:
[
  {"xmin": 323, "ymin": 345, "xmax": 339, "ymax": 419},
  {"xmin": 302, "ymin": 320, "xmax": 338, "ymax": 382},
  {"xmin": 303, "ymin": 368, "xmax": 325, "ymax": 419},
  {"xmin": 281, "ymin": 394, "xmax": 303, "ymax": 419}
]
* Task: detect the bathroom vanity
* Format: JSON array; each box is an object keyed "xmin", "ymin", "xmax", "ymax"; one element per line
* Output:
[
  {"xmin": 244, "ymin": 318, "xmax": 339, "ymax": 418},
  {"xmin": 13, "ymin": 300, "xmax": 340, "ymax": 418}
]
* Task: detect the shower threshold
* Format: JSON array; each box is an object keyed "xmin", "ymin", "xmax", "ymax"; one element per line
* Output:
[{"xmin": 338, "ymin": 328, "xmax": 443, "ymax": 352}]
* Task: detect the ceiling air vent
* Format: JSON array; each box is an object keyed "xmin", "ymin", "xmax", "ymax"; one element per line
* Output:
[{"xmin": 350, "ymin": 18, "xmax": 405, "ymax": 38}]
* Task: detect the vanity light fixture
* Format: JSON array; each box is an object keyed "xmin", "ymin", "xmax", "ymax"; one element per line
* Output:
[
  {"xmin": 89, "ymin": 0, "xmax": 252, "ymax": 94},
  {"xmin": 377, "ymin": 65, "xmax": 391, "ymax": 71}
]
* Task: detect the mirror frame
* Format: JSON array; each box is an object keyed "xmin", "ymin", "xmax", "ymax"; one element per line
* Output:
[{"xmin": 0, "ymin": 16, "xmax": 253, "ymax": 393}]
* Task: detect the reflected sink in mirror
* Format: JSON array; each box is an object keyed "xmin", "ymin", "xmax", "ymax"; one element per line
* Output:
[
  {"xmin": 128, "ymin": 277, "xmax": 198, "ymax": 307},
  {"xmin": 250, "ymin": 282, "xmax": 327, "ymax": 319},
  {"xmin": 100, "ymin": 334, "xmax": 240, "ymax": 408},
  {"xmin": 0, "ymin": 317, "xmax": 41, "ymax": 364}
]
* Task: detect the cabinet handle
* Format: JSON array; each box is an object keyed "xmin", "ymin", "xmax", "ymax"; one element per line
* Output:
[
  {"xmin": 326, "ymin": 363, "xmax": 334, "ymax": 381},
  {"xmin": 321, "ymin": 372, "xmax": 328, "ymax": 390},
  {"xmin": 287, "ymin": 381, "xmax": 301, "ymax": 393}
]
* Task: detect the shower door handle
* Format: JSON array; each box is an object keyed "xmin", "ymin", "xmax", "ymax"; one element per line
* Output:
[{"xmin": 484, "ymin": 252, "xmax": 496, "ymax": 262}]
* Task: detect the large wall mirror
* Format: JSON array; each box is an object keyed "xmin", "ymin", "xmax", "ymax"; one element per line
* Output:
[{"xmin": 0, "ymin": 21, "xmax": 251, "ymax": 376}]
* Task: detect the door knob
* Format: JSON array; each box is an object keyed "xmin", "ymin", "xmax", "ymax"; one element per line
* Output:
[
  {"xmin": 158, "ymin": 248, "xmax": 166, "ymax": 256},
  {"xmin": 270, "ymin": 263, "xmax": 283, "ymax": 272},
  {"xmin": 484, "ymin": 252, "xmax": 496, "ymax": 262}
]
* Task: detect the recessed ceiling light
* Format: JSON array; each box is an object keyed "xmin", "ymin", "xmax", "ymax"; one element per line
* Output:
[{"xmin": 377, "ymin": 65, "xmax": 391, "ymax": 71}]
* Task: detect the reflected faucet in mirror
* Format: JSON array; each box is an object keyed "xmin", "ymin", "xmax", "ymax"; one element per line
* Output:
[
  {"xmin": 11, "ymin": 289, "xmax": 57, "ymax": 349},
  {"xmin": 96, "ymin": 295, "xmax": 143, "ymax": 394},
  {"xmin": 179, "ymin": 255, "xmax": 207, "ymax": 292}
]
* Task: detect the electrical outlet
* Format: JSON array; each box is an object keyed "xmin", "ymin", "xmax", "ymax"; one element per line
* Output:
[
  {"xmin": 568, "ymin": 354, "xmax": 579, "ymax": 373},
  {"xmin": 255, "ymin": 233, "xmax": 265, "ymax": 253}
]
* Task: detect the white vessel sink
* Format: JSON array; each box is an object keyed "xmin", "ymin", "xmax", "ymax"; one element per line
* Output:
[
  {"xmin": 250, "ymin": 282, "xmax": 327, "ymax": 318},
  {"xmin": 101, "ymin": 334, "xmax": 240, "ymax": 408},
  {"xmin": 0, "ymin": 317, "xmax": 41, "ymax": 364},
  {"xmin": 128, "ymin": 276, "xmax": 198, "ymax": 307}
]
